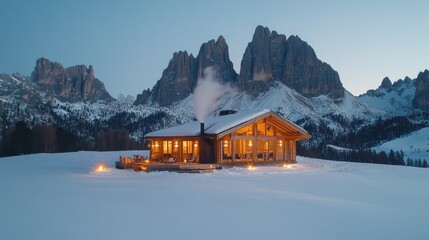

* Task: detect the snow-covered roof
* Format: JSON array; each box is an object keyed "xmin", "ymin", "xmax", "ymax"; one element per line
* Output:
[{"xmin": 145, "ymin": 109, "xmax": 310, "ymax": 139}]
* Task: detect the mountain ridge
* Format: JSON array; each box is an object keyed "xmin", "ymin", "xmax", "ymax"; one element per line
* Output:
[{"xmin": 135, "ymin": 25, "xmax": 344, "ymax": 106}]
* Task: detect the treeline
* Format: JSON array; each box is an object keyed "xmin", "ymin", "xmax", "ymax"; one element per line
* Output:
[
  {"xmin": 0, "ymin": 121, "xmax": 145, "ymax": 157},
  {"xmin": 297, "ymin": 143, "xmax": 428, "ymax": 168},
  {"xmin": 297, "ymin": 114, "xmax": 429, "ymax": 168},
  {"xmin": 302, "ymin": 115, "xmax": 424, "ymax": 149},
  {"xmin": 339, "ymin": 116, "xmax": 424, "ymax": 148}
]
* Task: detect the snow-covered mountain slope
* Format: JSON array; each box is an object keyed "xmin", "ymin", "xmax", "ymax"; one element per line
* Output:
[
  {"xmin": 359, "ymin": 78, "xmax": 416, "ymax": 115},
  {"xmin": 1, "ymin": 70, "xmax": 427, "ymax": 158},
  {"xmin": 1, "ymin": 151, "xmax": 428, "ymax": 240},
  {"xmin": 116, "ymin": 93, "xmax": 136, "ymax": 105},
  {"xmin": 374, "ymin": 127, "xmax": 429, "ymax": 161},
  {"xmin": 173, "ymin": 81, "xmax": 381, "ymax": 131}
]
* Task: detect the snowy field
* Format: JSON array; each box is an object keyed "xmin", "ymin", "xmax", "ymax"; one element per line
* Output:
[{"xmin": 1, "ymin": 151, "xmax": 428, "ymax": 240}]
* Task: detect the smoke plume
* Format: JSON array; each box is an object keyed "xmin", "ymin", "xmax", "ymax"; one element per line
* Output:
[{"xmin": 193, "ymin": 66, "xmax": 229, "ymax": 122}]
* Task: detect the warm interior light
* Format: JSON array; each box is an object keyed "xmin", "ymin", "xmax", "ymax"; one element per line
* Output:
[
  {"xmin": 223, "ymin": 140, "xmax": 228, "ymax": 147},
  {"xmin": 279, "ymin": 140, "xmax": 283, "ymax": 147},
  {"xmin": 194, "ymin": 142, "xmax": 198, "ymax": 148},
  {"xmin": 174, "ymin": 141, "xmax": 179, "ymax": 148},
  {"xmin": 154, "ymin": 142, "xmax": 159, "ymax": 148},
  {"xmin": 248, "ymin": 140, "xmax": 252, "ymax": 147}
]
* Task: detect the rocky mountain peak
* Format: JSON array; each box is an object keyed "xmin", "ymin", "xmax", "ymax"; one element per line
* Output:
[
  {"xmin": 32, "ymin": 57, "xmax": 64, "ymax": 85},
  {"xmin": 239, "ymin": 26, "xmax": 344, "ymax": 98},
  {"xmin": 134, "ymin": 50, "xmax": 197, "ymax": 106},
  {"xmin": 380, "ymin": 77, "xmax": 392, "ymax": 89},
  {"xmin": 197, "ymin": 36, "xmax": 237, "ymax": 83},
  {"xmin": 31, "ymin": 58, "xmax": 113, "ymax": 103},
  {"xmin": 413, "ymin": 69, "xmax": 429, "ymax": 111},
  {"xmin": 135, "ymin": 36, "xmax": 237, "ymax": 106},
  {"xmin": 216, "ymin": 35, "xmax": 227, "ymax": 50}
]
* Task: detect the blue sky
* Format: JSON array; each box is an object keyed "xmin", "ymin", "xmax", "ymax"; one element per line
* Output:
[{"xmin": 1, "ymin": 0, "xmax": 428, "ymax": 97}]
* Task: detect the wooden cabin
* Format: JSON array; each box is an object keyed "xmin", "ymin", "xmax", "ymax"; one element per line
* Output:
[{"xmin": 145, "ymin": 109, "xmax": 311, "ymax": 164}]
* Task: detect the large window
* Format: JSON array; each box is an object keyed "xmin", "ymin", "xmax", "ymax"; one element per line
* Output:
[
  {"xmin": 256, "ymin": 140, "xmax": 274, "ymax": 161},
  {"xmin": 233, "ymin": 139, "xmax": 253, "ymax": 161},
  {"xmin": 163, "ymin": 141, "xmax": 172, "ymax": 154},
  {"xmin": 182, "ymin": 141, "xmax": 192, "ymax": 154},
  {"xmin": 256, "ymin": 123, "xmax": 265, "ymax": 135},
  {"xmin": 235, "ymin": 125, "xmax": 253, "ymax": 136},
  {"xmin": 227, "ymin": 121, "xmax": 289, "ymax": 162},
  {"xmin": 221, "ymin": 140, "xmax": 232, "ymax": 161},
  {"xmin": 276, "ymin": 139, "xmax": 284, "ymax": 161}
]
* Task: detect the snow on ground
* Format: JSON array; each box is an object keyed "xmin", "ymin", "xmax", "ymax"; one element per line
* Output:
[
  {"xmin": 1, "ymin": 151, "xmax": 428, "ymax": 240},
  {"xmin": 374, "ymin": 127, "xmax": 429, "ymax": 161}
]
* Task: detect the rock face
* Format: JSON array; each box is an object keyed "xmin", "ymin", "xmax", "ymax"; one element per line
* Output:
[
  {"xmin": 239, "ymin": 26, "xmax": 344, "ymax": 98},
  {"xmin": 135, "ymin": 36, "xmax": 237, "ymax": 106},
  {"xmin": 197, "ymin": 36, "xmax": 237, "ymax": 84},
  {"xmin": 31, "ymin": 58, "xmax": 113, "ymax": 102},
  {"xmin": 380, "ymin": 77, "xmax": 393, "ymax": 89},
  {"xmin": 413, "ymin": 69, "xmax": 429, "ymax": 111},
  {"xmin": 239, "ymin": 26, "xmax": 285, "ymax": 91},
  {"xmin": 142, "ymin": 51, "xmax": 197, "ymax": 106}
]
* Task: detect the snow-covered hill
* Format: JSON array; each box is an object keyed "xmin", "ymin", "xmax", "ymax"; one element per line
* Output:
[
  {"xmin": 174, "ymin": 81, "xmax": 381, "ymax": 129},
  {"xmin": 374, "ymin": 127, "xmax": 429, "ymax": 161},
  {"xmin": 1, "ymin": 151, "xmax": 428, "ymax": 240}
]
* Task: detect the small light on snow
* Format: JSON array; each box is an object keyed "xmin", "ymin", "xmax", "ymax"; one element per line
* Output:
[
  {"xmin": 248, "ymin": 165, "xmax": 255, "ymax": 170},
  {"xmin": 283, "ymin": 164, "xmax": 292, "ymax": 169},
  {"xmin": 95, "ymin": 163, "xmax": 107, "ymax": 173}
]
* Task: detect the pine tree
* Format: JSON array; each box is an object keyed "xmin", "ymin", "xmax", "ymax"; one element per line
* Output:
[
  {"xmin": 417, "ymin": 159, "xmax": 422, "ymax": 168},
  {"xmin": 422, "ymin": 159, "xmax": 428, "ymax": 168}
]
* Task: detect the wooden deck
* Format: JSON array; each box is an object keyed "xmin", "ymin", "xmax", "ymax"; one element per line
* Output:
[
  {"xmin": 116, "ymin": 161, "xmax": 221, "ymax": 173},
  {"xmin": 115, "ymin": 156, "xmax": 295, "ymax": 173}
]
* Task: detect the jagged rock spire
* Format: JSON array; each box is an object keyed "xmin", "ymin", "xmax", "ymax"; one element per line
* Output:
[
  {"xmin": 239, "ymin": 25, "xmax": 344, "ymax": 98},
  {"xmin": 31, "ymin": 58, "xmax": 113, "ymax": 103}
]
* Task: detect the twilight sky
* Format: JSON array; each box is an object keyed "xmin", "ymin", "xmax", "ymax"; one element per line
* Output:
[{"xmin": 1, "ymin": 0, "xmax": 428, "ymax": 98}]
